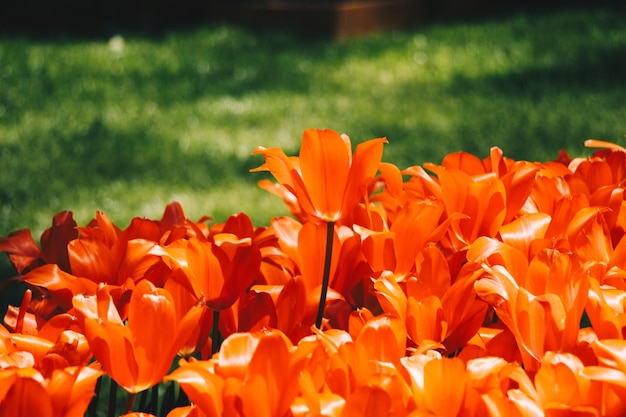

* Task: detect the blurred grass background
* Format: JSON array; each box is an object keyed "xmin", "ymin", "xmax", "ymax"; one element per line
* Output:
[{"xmin": 0, "ymin": 5, "xmax": 625, "ymax": 243}]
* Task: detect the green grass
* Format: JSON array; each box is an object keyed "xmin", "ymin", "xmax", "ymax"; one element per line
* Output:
[{"xmin": 1, "ymin": 6, "xmax": 625, "ymax": 242}]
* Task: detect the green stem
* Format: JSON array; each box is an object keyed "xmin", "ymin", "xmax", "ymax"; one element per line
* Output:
[
  {"xmin": 107, "ymin": 377, "xmax": 118, "ymax": 417},
  {"xmin": 315, "ymin": 221, "xmax": 335, "ymax": 329},
  {"xmin": 125, "ymin": 392, "xmax": 136, "ymax": 414},
  {"xmin": 211, "ymin": 310, "xmax": 222, "ymax": 355}
]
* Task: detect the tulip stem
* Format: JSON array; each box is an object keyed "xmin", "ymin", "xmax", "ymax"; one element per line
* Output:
[
  {"xmin": 125, "ymin": 392, "xmax": 136, "ymax": 413},
  {"xmin": 211, "ymin": 310, "xmax": 222, "ymax": 355},
  {"xmin": 315, "ymin": 221, "xmax": 335, "ymax": 329}
]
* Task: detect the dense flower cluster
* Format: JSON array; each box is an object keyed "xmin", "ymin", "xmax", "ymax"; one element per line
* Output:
[{"xmin": 2, "ymin": 129, "xmax": 626, "ymax": 416}]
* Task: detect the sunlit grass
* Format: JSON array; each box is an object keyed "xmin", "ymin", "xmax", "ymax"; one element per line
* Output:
[{"xmin": 0, "ymin": 7, "xmax": 624, "ymax": 243}]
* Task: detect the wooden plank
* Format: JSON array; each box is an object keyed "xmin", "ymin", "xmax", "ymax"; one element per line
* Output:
[{"xmin": 207, "ymin": 0, "xmax": 419, "ymax": 40}]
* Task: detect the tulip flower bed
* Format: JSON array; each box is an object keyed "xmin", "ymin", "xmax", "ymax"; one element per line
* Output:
[{"xmin": 2, "ymin": 128, "xmax": 626, "ymax": 416}]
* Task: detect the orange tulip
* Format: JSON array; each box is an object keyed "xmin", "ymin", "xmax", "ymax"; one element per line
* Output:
[
  {"xmin": 472, "ymin": 237, "xmax": 589, "ymax": 371},
  {"xmin": 72, "ymin": 280, "xmax": 203, "ymax": 393},
  {"xmin": 162, "ymin": 276, "xmax": 213, "ymax": 358},
  {"xmin": 0, "ymin": 365, "xmax": 102, "ymax": 417},
  {"xmin": 464, "ymin": 356, "xmax": 533, "ymax": 417},
  {"xmin": 67, "ymin": 211, "xmax": 163, "ymax": 287},
  {"xmin": 360, "ymin": 200, "xmax": 448, "ymax": 281},
  {"xmin": 266, "ymin": 215, "xmax": 369, "ymax": 334},
  {"xmin": 507, "ymin": 350, "xmax": 626, "ymax": 416},
  {"xmin": 586, "ymin": 278, "xmax": 626, "ymax": 340},
  {"xmin": 165, "ymin": 360, "xmax": 223, "ymax": 417},
  {"xmin": 373, "ymin": 244, "xmax": 488, "ymax": 354},
  {"xmin": 253, "ymin": 129, "xmax": 386, "ymax": 329},
  {"xmin": 423, "ymin": 162, "xmax": 507, "ymax": 251},
  {"xmin": 252, "ymin": 128, "xmax": 387, "ymax": 224},
  {"xmin": 8, "ymin": 331, "xmax": 91, "ymax": 378},
  {"xmin": 167, "ymin": 329, "xmax": 304, "ymax": 417},
  {"xmin": 402, "ymin": 353, "xmax": 467, "ymax": 417},
  {"xmin": 152, "ymin": 234, "xmax": 261, "ymax": 312}
]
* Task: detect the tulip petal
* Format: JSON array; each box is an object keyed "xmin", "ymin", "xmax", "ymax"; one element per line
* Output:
[
  {"xmin": 499, "ymin": 213, "xmax": 551, "ymax": 257},
  {"xmin": 442, "ymin": 151, "xmax": 485, "ymax": 176},
  {"xmin": 0, "ymin": 373, "xmax": 54, "ymax": 417},
  {"xmin": 341, "ymin": 136, "xmax": 387, "ymax": 219},
  {"xmin": 166, "ymin": 362, "xmax": 223, "ymax": 417},
  {"xmin": 300, "ymin": 129, "xmax": 351, "ymax": 221},
  {"xmin": 46, "ymin": 366, "xmax": 102, "ymax": 417},
  {"xmin": 216, "ymin": 332, "xmax": 261, "ymax": 379},
  {"xmin": 0, "ymin": 229, "xmax": 42, "ymax": 274},
  {"xmin": 251, "ymin": 146, "xmax": 297, "ymax": 192},
  {"xmin": 585, "ymin": 139, "xmax": 626, "ymax": 153},
  {"xmin": 129, "ymin": 280, "xmax": 178, "ymax": 392},
  {"xmin": 343, "ymin": 385, "xmax": 391, "ymax": 417},
  {"xmin": 423, "ymin": 357, "xmax": 467, "ymax": 417}
]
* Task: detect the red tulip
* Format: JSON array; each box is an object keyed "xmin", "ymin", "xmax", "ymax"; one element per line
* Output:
[{"xmin": 0, "ymin": 211, "xmax": 77, "ymax": 274}]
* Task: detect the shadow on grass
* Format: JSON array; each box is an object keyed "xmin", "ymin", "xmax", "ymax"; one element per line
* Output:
[
  {"xmin": 439, "ymin": 43, "xmax": 626, "ymax": 158},
  {"xmin": 457, "ymin": 45, "xmax": 626, "ymax": 97},
  {"xmin": 1, "ymin": 119, "xmax": 263, "ymax": 208}
]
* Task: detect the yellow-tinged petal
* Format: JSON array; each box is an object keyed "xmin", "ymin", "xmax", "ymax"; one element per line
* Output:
[
  {"xmin": 9, "ymin": 334, "xmax": 54, "ymax": 363},
  {"xmin": 584, "ymin": 139, "xmax": 626, "ymax": 153},
  {"xmin": 582, "ymin": 366, "xmax": 626, "ymax": 388}
]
